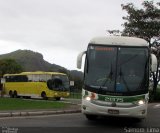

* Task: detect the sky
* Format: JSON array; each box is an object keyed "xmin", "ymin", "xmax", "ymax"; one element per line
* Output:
[{"xmin": 0, "ymin": 0, "xmax": 156, "ymax": 71}]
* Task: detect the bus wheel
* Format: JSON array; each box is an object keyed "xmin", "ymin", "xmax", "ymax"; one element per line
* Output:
[
  {"xmin": 9, "ymin": 91, "xmax": 13, "ymax": 98},
  {"xmin": 85, "ymin": 114, "xmax": 97, "ymax": 121},
  {"xmin": 55, "ymin": 97, "xmax": 61, "ymax": 101},
  {"xmin": 13, "ymin": 91, "xmax": 18, "ymax": 98},
  {"xmin": 41, "ymin": 92, "xmax": 48, "ymax": 100}
]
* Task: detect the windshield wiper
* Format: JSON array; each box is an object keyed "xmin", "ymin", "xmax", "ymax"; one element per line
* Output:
[
  {"xmin": 116, "ymin": 54, "xmax": 139, "ymax": 92},
  {"xmin": 117, "ymin": 67, "xmax": 130, "ymax": 92},
  {"xmin": 98, "ymin": 63, "xmax": 113, "ymax": 93},
  {"xmin": 103, "ymin": 63, "xmax": 113, "ymax": 86}
]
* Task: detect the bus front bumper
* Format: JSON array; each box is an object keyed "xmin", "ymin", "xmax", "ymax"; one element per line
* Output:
[{"xmin": 82, "ymin": 100, "xmax": 147, "ymax": 119}]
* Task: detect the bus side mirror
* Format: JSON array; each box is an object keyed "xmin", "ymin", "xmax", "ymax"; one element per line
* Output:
[
  {"xmin": 151, "ymin": 54, "xmax": 157, "ymax": 72},
  {"xmin": 77, "ymin": 51, "xmax": 86, "ymax": 69}
]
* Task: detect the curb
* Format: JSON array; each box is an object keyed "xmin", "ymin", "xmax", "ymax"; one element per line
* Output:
[{"xmin": 0, "ymin": 110, "xmax": 81, "ymax": 118}]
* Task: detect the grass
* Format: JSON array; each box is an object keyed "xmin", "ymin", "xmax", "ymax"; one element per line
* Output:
[{"xmin": 0, "ymin": 98, "xmax": 69, "ymax": 110}]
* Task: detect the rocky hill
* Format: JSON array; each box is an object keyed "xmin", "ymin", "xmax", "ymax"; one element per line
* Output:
[{"xmin": 0, "ymin": 50, "xmax": 83, "ymax": 80}]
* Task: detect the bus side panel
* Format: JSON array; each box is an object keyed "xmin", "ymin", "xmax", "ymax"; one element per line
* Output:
[
  {"xmin": 36, "ymin": 82, "xmax": 51, "ymax": 97},
  {"xmin": 4, "ymin": 82, "xmax": 22, "ymax": 95}
]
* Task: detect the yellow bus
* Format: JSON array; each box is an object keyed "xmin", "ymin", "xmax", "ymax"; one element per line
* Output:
[{"xmin": 3, "ymin": 71, "xmax": 70, "ymax": 100}]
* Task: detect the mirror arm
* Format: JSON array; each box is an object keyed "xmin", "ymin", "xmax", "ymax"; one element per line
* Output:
[{"xmin": 77, "ymin": 51, "xmax": 86, "ymax": 69}]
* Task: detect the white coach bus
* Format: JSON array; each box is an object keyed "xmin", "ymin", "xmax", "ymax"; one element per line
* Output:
[{"xmin": 77, "ymin": 36, "xmax": 157, "ymax": 120}]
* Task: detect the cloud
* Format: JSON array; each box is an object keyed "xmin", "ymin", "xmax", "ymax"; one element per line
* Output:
[{"xmin": 0, "ymin": 0, "xmax": 152, "ymax": 70}]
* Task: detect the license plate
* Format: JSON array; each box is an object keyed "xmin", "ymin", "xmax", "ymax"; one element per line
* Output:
[{"xmin": 108, "ymin": 109, "xmax": 119, "ymax": 114}]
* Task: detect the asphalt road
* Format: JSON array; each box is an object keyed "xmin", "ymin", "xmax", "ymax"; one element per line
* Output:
[{"xmin": 0, "ymin": 103, "xmax": 160, "ymax": 133}]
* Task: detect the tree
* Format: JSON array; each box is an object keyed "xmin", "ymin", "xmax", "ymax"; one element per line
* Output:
[
  {"xmin": 120, "ymin": 1, "xmax": 160, "ymax": 97},
  {"xmin": 121, "ymin": 1, "xmax": 160, "ymax": 45},
  {"xmin": 0, "ymin": 59, "xmax": 23, "ymax": 77}
]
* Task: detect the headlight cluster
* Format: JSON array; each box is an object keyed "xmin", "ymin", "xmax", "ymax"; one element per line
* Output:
[
  {"xmin": 134, "ymin": 100, "xmax": 146, "ymax": 105},
  {"xmin": 84, "ymin": 92, "xmax": 96, "ymax": 101},
  {"xmin": 85, "ymin": 96, "xmax": 91, "ymax": 101},
  {"xmin": 138, "ymin": 100, "xmax": 145, "ymax": 105}
]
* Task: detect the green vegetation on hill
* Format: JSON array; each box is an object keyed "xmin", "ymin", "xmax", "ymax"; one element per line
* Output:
[
  {"xmin": 0, "ymin": 50, "xmax": 64, "ymax": 72},
  {"xmin": 0, "ymin": 58, "xmax": 23, "ymax": 76}
]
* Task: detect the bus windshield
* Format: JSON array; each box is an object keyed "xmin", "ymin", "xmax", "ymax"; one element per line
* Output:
[
  {"xmin": 52, "ymin": 75, "xmax": 70, "ymax": 89},
  {"xmin": 84, "ymin": 45, "xmax": 149, "ymax": 96},
  {"xmin": 46, "ymin": 75, "xmax": 70, "ymax": 91}
]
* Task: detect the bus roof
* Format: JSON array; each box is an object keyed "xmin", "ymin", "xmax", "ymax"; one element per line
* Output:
[
  {"xmin": 3, "ymin": 71, "xmax": 67, "ymax": 77},
  {"xmin": 89, "ymin": 36, "xmax": 148, "ymax": 47}
]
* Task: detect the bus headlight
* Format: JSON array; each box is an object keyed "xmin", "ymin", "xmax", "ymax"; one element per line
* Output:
[
  {"xmin": 137, "ymin": 100, "xmax": 145, "ymax": 105},
  {"xmin": 133, "ymin": 99, "xmax": 146, "ymax": 106},
  {"xmin": 85, "ymin": 96, "xmax": 91, "ymax": 101},
  {"xmin": 84, "ymin": 93, "xmax": 96, "ymax": 101}
]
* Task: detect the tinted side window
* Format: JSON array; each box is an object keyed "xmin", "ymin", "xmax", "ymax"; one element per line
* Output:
[{"xmin": 5, "ymin": 75, "xmax": 28, "ymax": 82}]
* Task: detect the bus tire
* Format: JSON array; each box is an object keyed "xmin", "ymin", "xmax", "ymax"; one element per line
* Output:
[
  {"xmin": 85, "ymin": 114, "xmax": 97, "ymax": 121},
  {"xmin": 9, "ymin": 91, "xmax": 13, "ymax": 98},
  {"xmin": 13, "ymin": 91, "xmax": 18, "ymax": 98},
  {"xmin": 55, "ymin": 97, "xmax": 61, "ymax": 101},
  {"xmin": 41, "ymin": 92, "xmax": 48, "ymax": 100}
]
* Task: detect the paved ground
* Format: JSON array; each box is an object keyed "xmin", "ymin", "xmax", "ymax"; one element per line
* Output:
[{"xmin": 0, "ymin": 103, "xmax": 160, "ymax": 133}]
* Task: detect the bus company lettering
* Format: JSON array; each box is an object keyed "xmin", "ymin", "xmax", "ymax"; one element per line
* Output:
[
  {"xmin": 95, "ymin": 47, "xmax": 114, "ymax": 51},
  {"xmin": 105, "ymin": 97, "xmax": 124, "ymax": 103}
]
